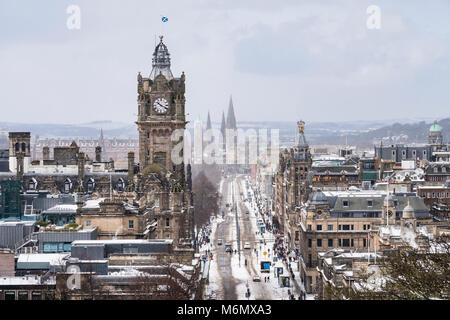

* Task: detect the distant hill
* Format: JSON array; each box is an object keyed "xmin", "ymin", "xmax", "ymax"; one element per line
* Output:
[{"xmin": 311, "ymin": 118, "xmax": 450, "ymax": 147}]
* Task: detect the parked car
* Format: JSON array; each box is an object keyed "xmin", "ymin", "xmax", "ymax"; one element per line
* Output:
[
  {"xmin": 225, "ymin": 246, "xmax": 232, "ymax": 253},
  {"xmin": 217, "ymin": 239, "xmax": 223, "ymax": 245},
  {"xmin": 244, "ymin": 242, "xmax": 251, "ymax": 249},
  {"xmin": 252, "ymin": 275, "xmax": 261, "ymax": 282}
]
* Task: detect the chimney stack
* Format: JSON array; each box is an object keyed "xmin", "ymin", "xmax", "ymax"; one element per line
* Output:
[
  {"xmin": 128, "ymin": 152, "xmax": 135, "ymax": 182},
  {"xmin": 95, "ymin": 146, "xmax": 102, "ymax": 162},
  {"xmin": 43, "ymin": 146, "xmax": 50, "ymax": 161}
]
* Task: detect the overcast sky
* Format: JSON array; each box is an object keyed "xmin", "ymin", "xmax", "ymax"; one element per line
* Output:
[{"xmin": 1, "ymin": 0, "xmax": 449, "ymax": 125}]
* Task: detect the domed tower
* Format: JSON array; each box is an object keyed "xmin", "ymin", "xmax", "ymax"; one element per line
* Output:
[
  {"xmin": 428, "ymin": 119, "xmax": 443, "ymax": 150},
  {"xmin": 382, "ymin": 194, "xmax": 396, "ymax": 225},
  {"xmin": 137, "ymin": 35, "xmax": 186, "ymax": 172},
  {"xmin": 401, "ymin": 199, "xmax": 416, "ymax": 231},
  {"xmin": 306, "ymin": 189, "xmax": 330, "ymax": 218},
  {"xmin": 291, "ymin": 120, "xmax": 312, "ymax": 205}
]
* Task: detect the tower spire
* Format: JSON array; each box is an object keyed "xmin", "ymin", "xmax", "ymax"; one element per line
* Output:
[
  {"xmin": 206, "ymin": 111, "xmax": 212, "ymax": 130},
  {"xmin": 149, "ymin": 35, "xmax": 173, "ymax": 80},
  {"xmin": 226, "ymin": 95, "xmax": 237, "ymax": 130}
]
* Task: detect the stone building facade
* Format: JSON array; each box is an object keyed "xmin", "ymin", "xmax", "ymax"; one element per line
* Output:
[
  {"xmin": 272, "ymin": 121, "xmax": 312, "ymax": 245},
  {"xmin": 135, "ymin": 36, "xmax": 194, "ymax": 249},
  {"xmin": 296, "ymin": 189, "xmax": 431, "ymax": 294}
]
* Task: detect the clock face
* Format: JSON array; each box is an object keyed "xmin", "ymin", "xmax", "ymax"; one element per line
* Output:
[{"xmin": 153, "ymin": 97, "xmax": 169, "ymax": 114}]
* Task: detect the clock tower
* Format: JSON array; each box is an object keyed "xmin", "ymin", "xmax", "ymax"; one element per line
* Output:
[
  {"xmin": 137, "ymin": 36, "xmax": 186, "ymax": 174},
  {"xmin": 136, "ymin": 36, "xmax": 194, "ymax": 249}
]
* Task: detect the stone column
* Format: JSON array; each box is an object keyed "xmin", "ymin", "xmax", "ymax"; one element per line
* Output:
[
  {"xmin": 16, "ymin": 151, "xmax": 24, "ymax": 181},
  {"xmin": 77, "ymin": 152, "xmax": 85, "ymax": 193},
  {"xmin": 127, "ymin": 152, "xmax": 135, "ymax": 192}
]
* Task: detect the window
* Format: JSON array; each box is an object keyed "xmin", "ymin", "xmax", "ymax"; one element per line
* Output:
[
  {"xmin": 317, "ymin": 239, "xmax": 322, "ymax": 247},
  {"xmin": 43, "ymin": 243, "xmax": 58, "ymax": 253},
  {"xmin": 434, "ymin": 167, "xmax": 438, "ymax": 173},
  {"xmin": 4, "ymin": 291, "xmax": 15, "ymax": 301},
  {"xmin": 338, "ymin": 239, "xmax": 342, "ymax": 247},
  {"xmin": 432, "ymin": 193, "xmax": 435, "ymax": 198},
  {"xmin": 351, "ymin": 239, "xmax": 354, "ymax": 247},
  {"xmin": 427, "ymin": 193, "xmax": 431, "ymax": 199},
  {"xmin": 165, "ymin": 218, "xmax": 170, "ymax": 227},
  {"xmin": 128, "ymin": 220, "xmax": 134, "ymax": 229},
  {"xmin": 295, "ymin": 231, "xmax": 299, "ymax": 241},
  {"xmin": 351, "ymin": 224, "xmax": 354, "ymax": 230},
  {"xmin": 117, "ymin": 179, "xmax": 124, "ymax": 192},
  {"xmin": 327, "ymin": 225, "xmax": 333, "ymax": 231},
  {"xmin": 402, "ymin": 150, "xmax": 406, "ymax": 159},
  {"xmin": 307, "ymin": 224, "xmax": 312, "ymax": 231},
  {"xmin": 363, "ymin": 238, "xmax": 367, "ymax": 248},
  {"xmin": 443, "ymin": 167, "xmax": 447, "ymax": 173},
  {"xmin": 342, "ymin": 225, "xmax": 350, "ymax": 231},
  {"xmin": 342, "ymin": 239, "xmax": 350, "ymax": 247},
  {"xmin": 338, "ymin": 225, "xmax": 342, "ymax": 230},
  {"xmin": 328, "ymin": 239, "xmax": 333, "ymax": 247},
  {"xmin": 87, "ymin": 179, "xmax": 95, "ymax": 193},
  {"xmin": 86, "ymin": 220, "xmax": 91, "ymax": 227},
  {"xmin": 316, "ymin": 225, "xmax": 322, "ymax": 231},
  {"xmin": 308, "ymin": 239, "xmax": 312, "ymax": 248},
  {"xmin": 342, "ymin": 200, "xmax": 349, "ymax": 207},
  {"xmin": 18, "ymin": 291, "xmax": 29, "ymax": 300},
  {"xmin": 31, "ymin": 292, "xmax": 42, "ymax": 300},
  {"xmin": 64, "ymin": 179, "xmax": 71, "ymax": 193},
  {"xmin": 367, "ymin": 200, "xmax": 373, "ymax": 207}
]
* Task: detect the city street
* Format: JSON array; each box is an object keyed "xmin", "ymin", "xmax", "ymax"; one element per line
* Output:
[{"xmin": 205, "ymin": 174, "xmax": 291, "ymax": 300}]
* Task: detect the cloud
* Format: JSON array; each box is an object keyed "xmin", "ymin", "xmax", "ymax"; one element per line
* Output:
[{"xmin": 0, "ymin": 0, "xmax": 449, "ymax": 125}]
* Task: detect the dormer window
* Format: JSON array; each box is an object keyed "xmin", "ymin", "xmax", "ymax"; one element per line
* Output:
[
  {"xmin": 342, "ymin": 200, "xmax": 349, "ymax": 207},
  {"xmin": 64, "ymin": 179, "xmax": 72, "ymax": 193},
  {"xmin": 87, "ymin": 179, "xmax": 95, "ymax": 193},
  {"xmin": 117, "ymin": 179, "xmax": 124, "ymax": 192},
  {"xmin": 367, "ymin": 200, "xmax": 373, "ymax": 208}
]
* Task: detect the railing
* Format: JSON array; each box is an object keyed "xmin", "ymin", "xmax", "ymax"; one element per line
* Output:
[{"xmin": 14, "ymin": 232, "xmax": 37, "ymax": 253}]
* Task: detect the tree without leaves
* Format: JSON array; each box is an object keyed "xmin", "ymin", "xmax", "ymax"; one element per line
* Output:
[
  {"xmin": 193, "ymin": 170, "xmax": 219, "ymax": 229},
  {"xmin": 324, "ymin": 238, "xmax": 450, "ymax": 300}
]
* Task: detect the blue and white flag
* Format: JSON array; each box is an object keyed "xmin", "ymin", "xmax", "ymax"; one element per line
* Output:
[{"xmin": 161, "ymin": 16, "xmax": 168, "ymax": 23}]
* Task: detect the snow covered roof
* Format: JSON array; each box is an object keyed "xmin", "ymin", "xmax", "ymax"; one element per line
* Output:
[
  {"xmin": 17, "ymin": 253, "xmax": 69, "ymax": 269},
  {"xmin": 72, "ymin": 239, "xmax": 173, "ymax": 245},
  {"xmin": 43, "ymin": 204, "xmax": 77, "ymax": 214},
  {"xmin": 83, "ymin": 198, "xmax": 105, "ymax": 209},
  {"xmin": 0, "ymin": 275, "xmax": 55, "ymax": 286}
]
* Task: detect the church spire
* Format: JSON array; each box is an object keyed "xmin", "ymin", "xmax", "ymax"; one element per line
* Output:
[
  {"xmin": 226, "ymin": 95, "xmax": 237, "ymax": 130},
  {"xmin": 206, "ymin": 111, "xmax": 212, "ymax": 130},
  {"xmin": 149, "ymin": 35, "xmax": 173, "ymax": 80},
  {"xmin": 220, "ymin": 111, "xmax": 226, "ymax": 138}
]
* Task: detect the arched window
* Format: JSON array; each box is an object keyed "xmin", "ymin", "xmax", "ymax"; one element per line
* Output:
[
  {"xmin": 117, "ymin": 178, "xmax": 124, "ymax": 192},
  {"xmin": 21, "ymin": 143, "xmax": 26, "ymax": 152},
  {"xmin": 15, "ymin": 143, "xmax": 19, "ymax": 152},
  {"xmin": 87, "ymin": 178, "xmax": 95, "ymax": 193},
  {"xmin": 64, "ymin": 179, "xmax": 72, "ymax": 193},
  {"xmin": 28, "ymin": 178, "xmax": 37, "ymax": 190}
]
